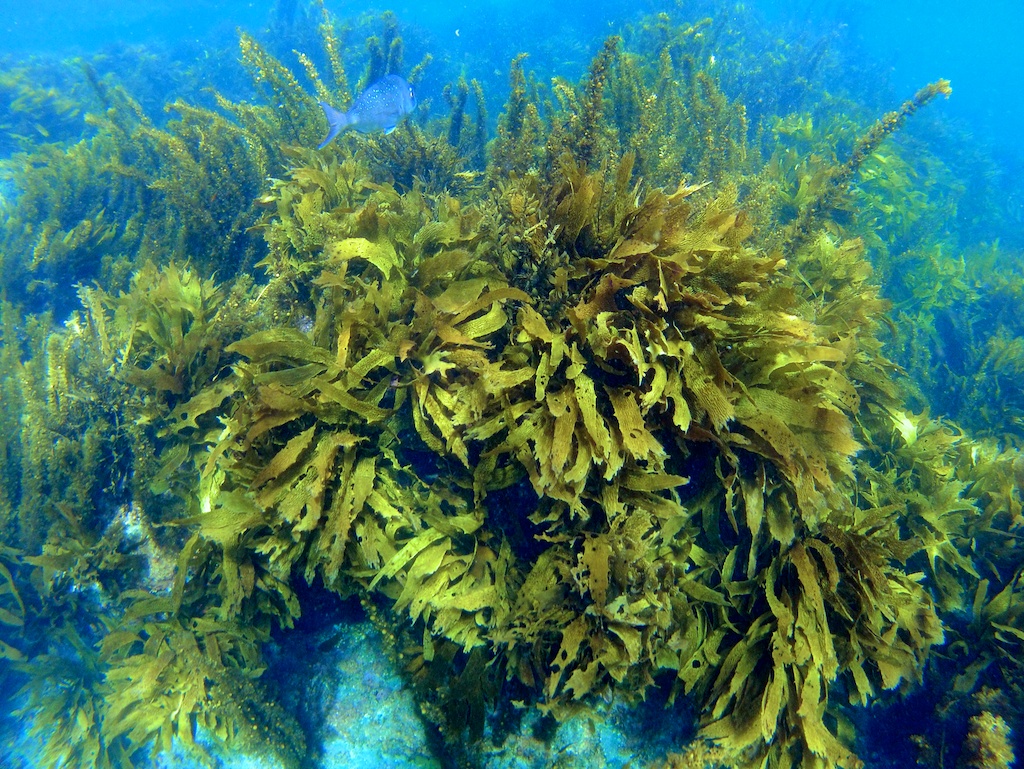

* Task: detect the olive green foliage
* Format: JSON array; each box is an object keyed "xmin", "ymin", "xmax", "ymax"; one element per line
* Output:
[
  {"xmin": 772, "ymin": 80, "xmax": 952, "ymax": 254},
  {"xmin": 0, "ymin": 10, "xmax": 490, "ymax": 766},
  {"xmin": 1, "ymin": 7, "xmax": 1021, "ymax": 769},
  {"xmin": 100, "ymin": 567, "xmax": 305, "ymax": 768},
  {"xmin": 607, "ymin": 23, "xmax": 749, "ymax": 187},
  {"xmin": 15, "ymin": 627, "xmax": 136, "ymax": 769},
  {"xmin": 0, "ymin": 65, "xmax": 84, "ymax": 155},
  {"xmin": 850, "ymin": 431, "xmax": 1024, "ymax": 768},
  {"xmin": 0, "ymin": 122, "xmax": 138, "ymax": 312},
  {"xmin": 189, "ymin": 49, "xmax": 960, "ymax": 767},
  {"xmin": 1, "ymin": 8, "xmax": 426, "ymax": 317},
  {"xmin": 0, "ymin": 78, "xmax": 266, "ymax": 315},
  {"xmin": 353, "ymin": 10, "xmax": 402, "ymax": 90},
  {"xmin": 0, "ymin": 63, "xmax": 86, "ymax": 154},
  {"xmin": 0, "ymin": 547, "xmax": 25, "ymax": 661},
  {"xmin": 12, "ymin": 308, "xmax": 132, "ymax": 551},
  {"xmin": 489, "ymin": 28, "xmax": 748, "ymax": 190},
  {"xmin": 488, "ymin": 53, "xmax": 545, "ymax": 178},
  {"xmin": 444, "ymin": 76, "xmax": 488, "ymax": 170},
  {"xmin": 883, "ymin": 242, "xmax": 1024, "ymax": 443},
  {"xmin": 1, "ymin": 261, "xmax": 247, "ymax": 553},
  {"xmin": 0, "ymin": 304, "xmax": 24, "ymax": 534},
  {"xmin": 0, "ymin": 261, "xmax": 262, "ymax": 767}
]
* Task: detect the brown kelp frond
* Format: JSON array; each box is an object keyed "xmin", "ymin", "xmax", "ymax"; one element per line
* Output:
[
  {"xmin": 544, "ymin": 35, "xmax": 621, "ymax": 172},
  {"xmin": 239, "ymin": 31, "xmax": 322, "ymax": 147},
  {"xmin": 15, "ymin": 625, "xmax": 136, "ymax": 769},
  {"xmin": 224, "ymin": 128, "xmax": 920, "ymax": 767},
  {"xmin": 703, "ymin": 520, "xmax": 943, "ymax": 768},
  {"xmin": 488, "ymin": 53, "xmax": 545, "ymax": 179},
  {"xmin": 488, "ymin": 29, "xmax": 750, "ymax": 192}
]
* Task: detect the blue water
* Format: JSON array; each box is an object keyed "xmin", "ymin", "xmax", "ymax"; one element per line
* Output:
[
  {"xmin": 2, "ymin": 1, "xmax": 1023, "ymax": 768},
  {"xmin": 4, "ymin": 0, "xmax": 1020, "ymax": 158},
  {"xmin": 5, "ymin": 0, "xmax": 1023, "ymax": 219}
]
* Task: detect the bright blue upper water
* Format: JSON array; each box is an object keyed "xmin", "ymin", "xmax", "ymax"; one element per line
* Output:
[{"xmin": 4, "ymin": 0, "xmax": 1022, "ymax": 215}]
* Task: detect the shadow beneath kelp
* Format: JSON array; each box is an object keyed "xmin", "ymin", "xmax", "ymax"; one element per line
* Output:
[
  {"xmin": 851, "ymin": 668, "xmax": 1021, "ymax": 769},
  {"xmin": 261, "ymin": 582, "xmax": 366, "ymax": 766},
  {"xmin": 610, "ymin": 674, "xmax": 701, "ymax": 763},
  {"xmin": 262, "ymin": 580, "xmax": 445, "ymax": 769},
  {"xmin": 852, "ymin": 689, "xmax": 944, "ymax": 769}
]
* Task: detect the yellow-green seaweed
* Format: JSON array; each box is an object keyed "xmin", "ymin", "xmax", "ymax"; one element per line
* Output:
[{"xmin": 0, "ymin": 8, "xmax": 1018, "ymax": 769}]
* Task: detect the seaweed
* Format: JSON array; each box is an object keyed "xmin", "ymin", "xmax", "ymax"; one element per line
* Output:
[
  {"xmin": 15, "ymin": 626, "xmax": 136, "ymax": 769},
  {"xmin": 0, "ymin": 64, "xmax": 87, "ymax": 155},
  {"xmin": 882, "ymin": 241, "xmax": 1024, "ymax": 443},
  {"xmin": 101, "ymin": 609, "xmax": 305, "ymax": 767},
  {"xmin": 488, "ymin": 53, "xmax": 545, "ymax": 179},
  {"xmin": 0, "ymin": 8, "xmax": 1016, "ymax": 769},
  {"xmin": 607, "ymin": 24, "xmax": 750, "ymax": 188},
  {"xmin": 781, "ymin": 79, "xmax": 952, "ymax": 251},
  {"xmin": 197, "ymin": 57, "xmax": 952, "ymax": 763},
  {"xmin": 443, "ymin": 75, "xmax": 488, "ymax": 171},
  {"xmin": 0, "ymin": 79, "xmax": 266, "ymax": 316}
]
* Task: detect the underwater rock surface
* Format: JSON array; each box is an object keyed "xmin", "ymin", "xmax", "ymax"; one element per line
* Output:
[{"xmin": 152, "ymin": 620, "xmax": 440, "ymax": 769}]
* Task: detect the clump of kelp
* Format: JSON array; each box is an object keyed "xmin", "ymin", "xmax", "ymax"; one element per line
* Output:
[{"xmin": 0, "ymin": 4, "xmax": 1022, "ymax": 769}]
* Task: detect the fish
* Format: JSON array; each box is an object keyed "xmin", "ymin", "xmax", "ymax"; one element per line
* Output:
[{"xmin": 317, "ymin": 74, "xmax": 416, "ymax": 149}]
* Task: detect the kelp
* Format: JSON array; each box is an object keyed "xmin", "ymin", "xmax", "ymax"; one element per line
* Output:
[
  {"xmin": 13, "ymin": 538, "xmax": 305, "ymax": 769},
  {"xmin": 488, "ymin": 29, "xmax": 749, "ymax": 192},
  {"xmin": 607, "ymin": 26, "xmax": 750, "ymax": 187},
  {"xmin": 0, "ymin": 7, "xmax": 1015, "ymax": 769},
  {"xmin": 0, "ymin": 303, "xmax": 25, "ymax": 535},
  {"xmin": 488, "ymin": 53, "xmax": 545, "ymax": 179},
  {"xmin": 3, "ymin": 260, "xmax": 248, "ymax": 555},
  {"xmin": 963, "ymin": 710, "xmax": 1016, "ymax": 769},
  {"xmin": 0, "ymin": 12, "xmax": 434, "ymax": 317},
  {"xmin": 0, "ymin": 75, "xmax": 270, "ymax": 315},
  {"xmin": 15, "ymin": 626, "xmax": 136, "ymax": 769},
  {"xmin": 101, "ymin": 608, "xmax": 305, "ymax": 767},
  {"xmin": 444, "ymin": 76, "xmax": 488, "ymax": 170},
  {"xmin": 174, "ymin": 59, "xmax": 954, "ymax": 765},
  {"xmin": 0, "ymin": 262, "xmax": 268, "ymax": 766},
  {"xmin": 0, "ymin": 63, "xmax": 87, "ymax": 155},
  {"xmin": 0, "ymin": 547, "xmax": 25, "ymax": 662}
]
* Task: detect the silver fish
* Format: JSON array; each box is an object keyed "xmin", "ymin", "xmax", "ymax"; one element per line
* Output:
[{"xmin": 317, "ymin": 74, "xmax": 416, "ymax": 149}]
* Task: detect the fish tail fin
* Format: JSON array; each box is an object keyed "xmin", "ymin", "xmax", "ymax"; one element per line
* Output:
[{"xmin": 317, "ymin": 101, "xmax": 350, "ymax": 149}]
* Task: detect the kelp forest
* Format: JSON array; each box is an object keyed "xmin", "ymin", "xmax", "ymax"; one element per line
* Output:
[{"xmin": 0, "ymin": 2, "xmax": 1021, "ymax": 768}]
